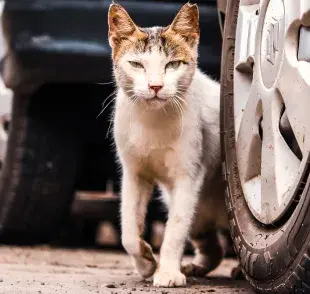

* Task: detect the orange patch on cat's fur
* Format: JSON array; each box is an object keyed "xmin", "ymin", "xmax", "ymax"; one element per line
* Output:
[
  {"xmin": 161, "ymin": 3, "xmax": 200, "ymax": 62},
  {"xmin": 108, "ymin": 3, "xmax": 200, "ymax": 63},
  {"xmin": 161, "ymin": 30, "xmax": 194, "ymax": 63},
  {"xmin": 108, "ymin": 4, "xmax": 147, "ymax": 61}
]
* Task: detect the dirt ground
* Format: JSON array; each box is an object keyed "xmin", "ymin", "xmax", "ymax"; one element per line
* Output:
[{"xmin": 0, "ymin": 246, "xmax": 255, "ymax": 294}]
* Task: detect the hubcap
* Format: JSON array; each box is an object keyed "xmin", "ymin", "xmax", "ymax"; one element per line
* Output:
[
  {"xmin": 260, "ymin": 0, "xmax": 285, "ymax": 87},
  {"xmin": 234, "ymin": 0, "xmax": 310, "ymax": 224}
]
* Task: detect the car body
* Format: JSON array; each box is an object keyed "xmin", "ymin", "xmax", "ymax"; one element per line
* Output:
[{"xmin": 1, "ymin": 0, "xmax": 222, "ymax": 88}]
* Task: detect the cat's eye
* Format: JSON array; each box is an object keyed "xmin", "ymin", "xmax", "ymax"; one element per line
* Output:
[
  {"xmin": 166, "ymin": 61, "xmax": 182, "ymax": 70},
  {"xmin": 129, "ymin": 61, "xmax": 144, "ymax": 69}
]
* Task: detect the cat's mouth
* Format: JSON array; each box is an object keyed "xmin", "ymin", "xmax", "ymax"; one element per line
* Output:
[{"xmin": 147, "ymin": 96, "xmax": 167, "ymax": 103}]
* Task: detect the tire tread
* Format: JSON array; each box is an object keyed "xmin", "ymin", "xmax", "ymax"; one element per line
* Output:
[{"xmin": 0, "ymin": 84, "xmax": 84, "ymax": 243}]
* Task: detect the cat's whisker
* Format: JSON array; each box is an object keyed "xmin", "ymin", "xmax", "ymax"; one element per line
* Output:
[
  {"xmin": 176, "ymin": 86, "xmax": 191, "ymax": 95},
  {"xmin": 175, "ymin": 96, "xmax": 187, "ymax": 105},
  {"xmin": 172, "ymin": 97, "xmax": 184, "ymax": 137},
  {"xmin": 171, "ymin": 98, "xmax": 177, "ymax": 116},
  {"xmin": 172, "ymin": 97, "xmax": 182, "ymax": 116},
  {"xmin": 176, "ymin": 107, "xmax": 184, "ymax": 138},
  {"xmin": 175, "ymin": 94, "xmax": 188, "ymax": 107},
  {"xmin": 128, "ymin": 95, "xmax": 139, "ymax": 138},
  {"xmin": 106, "ymin": 114, "xmax": 115, "ymax": 139},
  {"xmin": 175, "ymin": 90, "xmax": 185, "ymax": 96},
  {"xmin": 101, "ymin": 89, "xmax": 117, "ymax": 108},
  {"xmin": 97, "ymin": 96, "xmax": 116, "ymax": 118},
  {"xmin": 176, "ymin": 87, "xmax": 193, "ymax": 98},
  {"xmin": 176, "ymin": 88, "xmax": 191, "ymax": 96},
  {"xmin": 162, "ymin": 104, "xmax": 168, "ymax": 116},
  {"xmin": 174, "ymin": 94, "xmax": 186, "ymax": 112},
  {"xmin": 175, "ymin": 100, "xmax": 185, "ymax": 121},
  {"xmin": 97, "ymin": 81, "xmax": 115, "ymax": 85},
  {"xmin": 127, "ymin": 93, "xmax": 136, "ymax": 100},
  {"xmin": 102, "ymin": 90, "xmax": 116, "ymax": 104}
]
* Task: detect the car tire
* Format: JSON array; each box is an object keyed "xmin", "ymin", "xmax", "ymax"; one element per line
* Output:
[
  {"xmin": 221, "ymin": 0, "xmax": 310, "ymax": 292},
  {"xmin": 0, "ymin": 84, "xmax": 83, "ymax": 244}
]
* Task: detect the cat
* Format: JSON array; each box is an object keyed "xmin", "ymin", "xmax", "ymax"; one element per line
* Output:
[{"xmin": 108, "ymin": 2, "xmax": 229, "ymax": 287}]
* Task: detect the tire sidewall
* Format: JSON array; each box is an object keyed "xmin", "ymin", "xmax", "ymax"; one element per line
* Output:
[{"xmin": 220, "ymin": 0, "xmax": 310, "ymax": 291}]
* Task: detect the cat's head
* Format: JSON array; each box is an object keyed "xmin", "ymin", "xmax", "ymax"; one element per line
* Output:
[{"xmin": 108, "ymin": 3, "xmax": 200, "ymax": 109}]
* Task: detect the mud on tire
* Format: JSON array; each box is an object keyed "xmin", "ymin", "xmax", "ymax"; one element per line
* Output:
[{"xmin": 221, "ymin": 0, "xmax": 310, "ymax": 292}]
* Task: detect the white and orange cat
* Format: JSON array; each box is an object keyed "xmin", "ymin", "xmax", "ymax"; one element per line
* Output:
[{"xmin": 108, "ymin": 3, "xmax": 228, "ymax": 287}]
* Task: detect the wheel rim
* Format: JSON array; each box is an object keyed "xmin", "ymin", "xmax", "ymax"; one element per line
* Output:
[
  {"xmin": 0, "ymin": 79, "xmax": 12, "ymax": 175},
  {"xmin": 234, "ymin": 0, "xmax": 310, "ymax": 224}
]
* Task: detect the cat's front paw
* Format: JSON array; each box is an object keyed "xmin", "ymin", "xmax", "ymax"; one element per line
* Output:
[
  {"xmin": 132, "ymin": 240, "xmax": 157, "ymax": 278},
  {"xmin": 153, "ymin": 268, "xmax": 186, "ymax": 287},
  {"xmin": 133, "ymin": 254, "xmax": 157, "ymax": 278}
]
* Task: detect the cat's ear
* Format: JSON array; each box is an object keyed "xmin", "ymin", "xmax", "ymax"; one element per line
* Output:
[
  {"xmin": 108, "ymin": 4, "xmax": 142, "ymax": 47},
  {"xmin": 167, "ymin": 3, "xmax": 200, "ymax": 46}
]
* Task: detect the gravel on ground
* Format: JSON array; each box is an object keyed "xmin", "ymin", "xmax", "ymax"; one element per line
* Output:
[{"xmin": 0, "ymin": 246, "xmax": 254, "ymax": 294}]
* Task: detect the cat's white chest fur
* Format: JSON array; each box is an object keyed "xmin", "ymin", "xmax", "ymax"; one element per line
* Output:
[
  {"xmin": 114, "ymin": 95, "xmax": 189, "ymax": 186},
  {"xmin": 114, "ymin": 70, "xmax": 220, "ymax": 187}
]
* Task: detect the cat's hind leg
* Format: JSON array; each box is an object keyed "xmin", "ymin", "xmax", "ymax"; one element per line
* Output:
[
  {"xmin": 182, "ymin": 170, "xmax": 229, "ymax": 277},
  {"xmin": 182, "ymin": 230, "xmax": 225, "ymax": 277},
  {"xmin": 121, "ymin": 172, "xmax": 157, "ymax": 278}
]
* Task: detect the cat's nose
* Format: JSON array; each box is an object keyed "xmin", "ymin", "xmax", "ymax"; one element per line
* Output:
[{"xmin": 149, "ymin": 85, "xmax": 163, "ymax": 94}]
